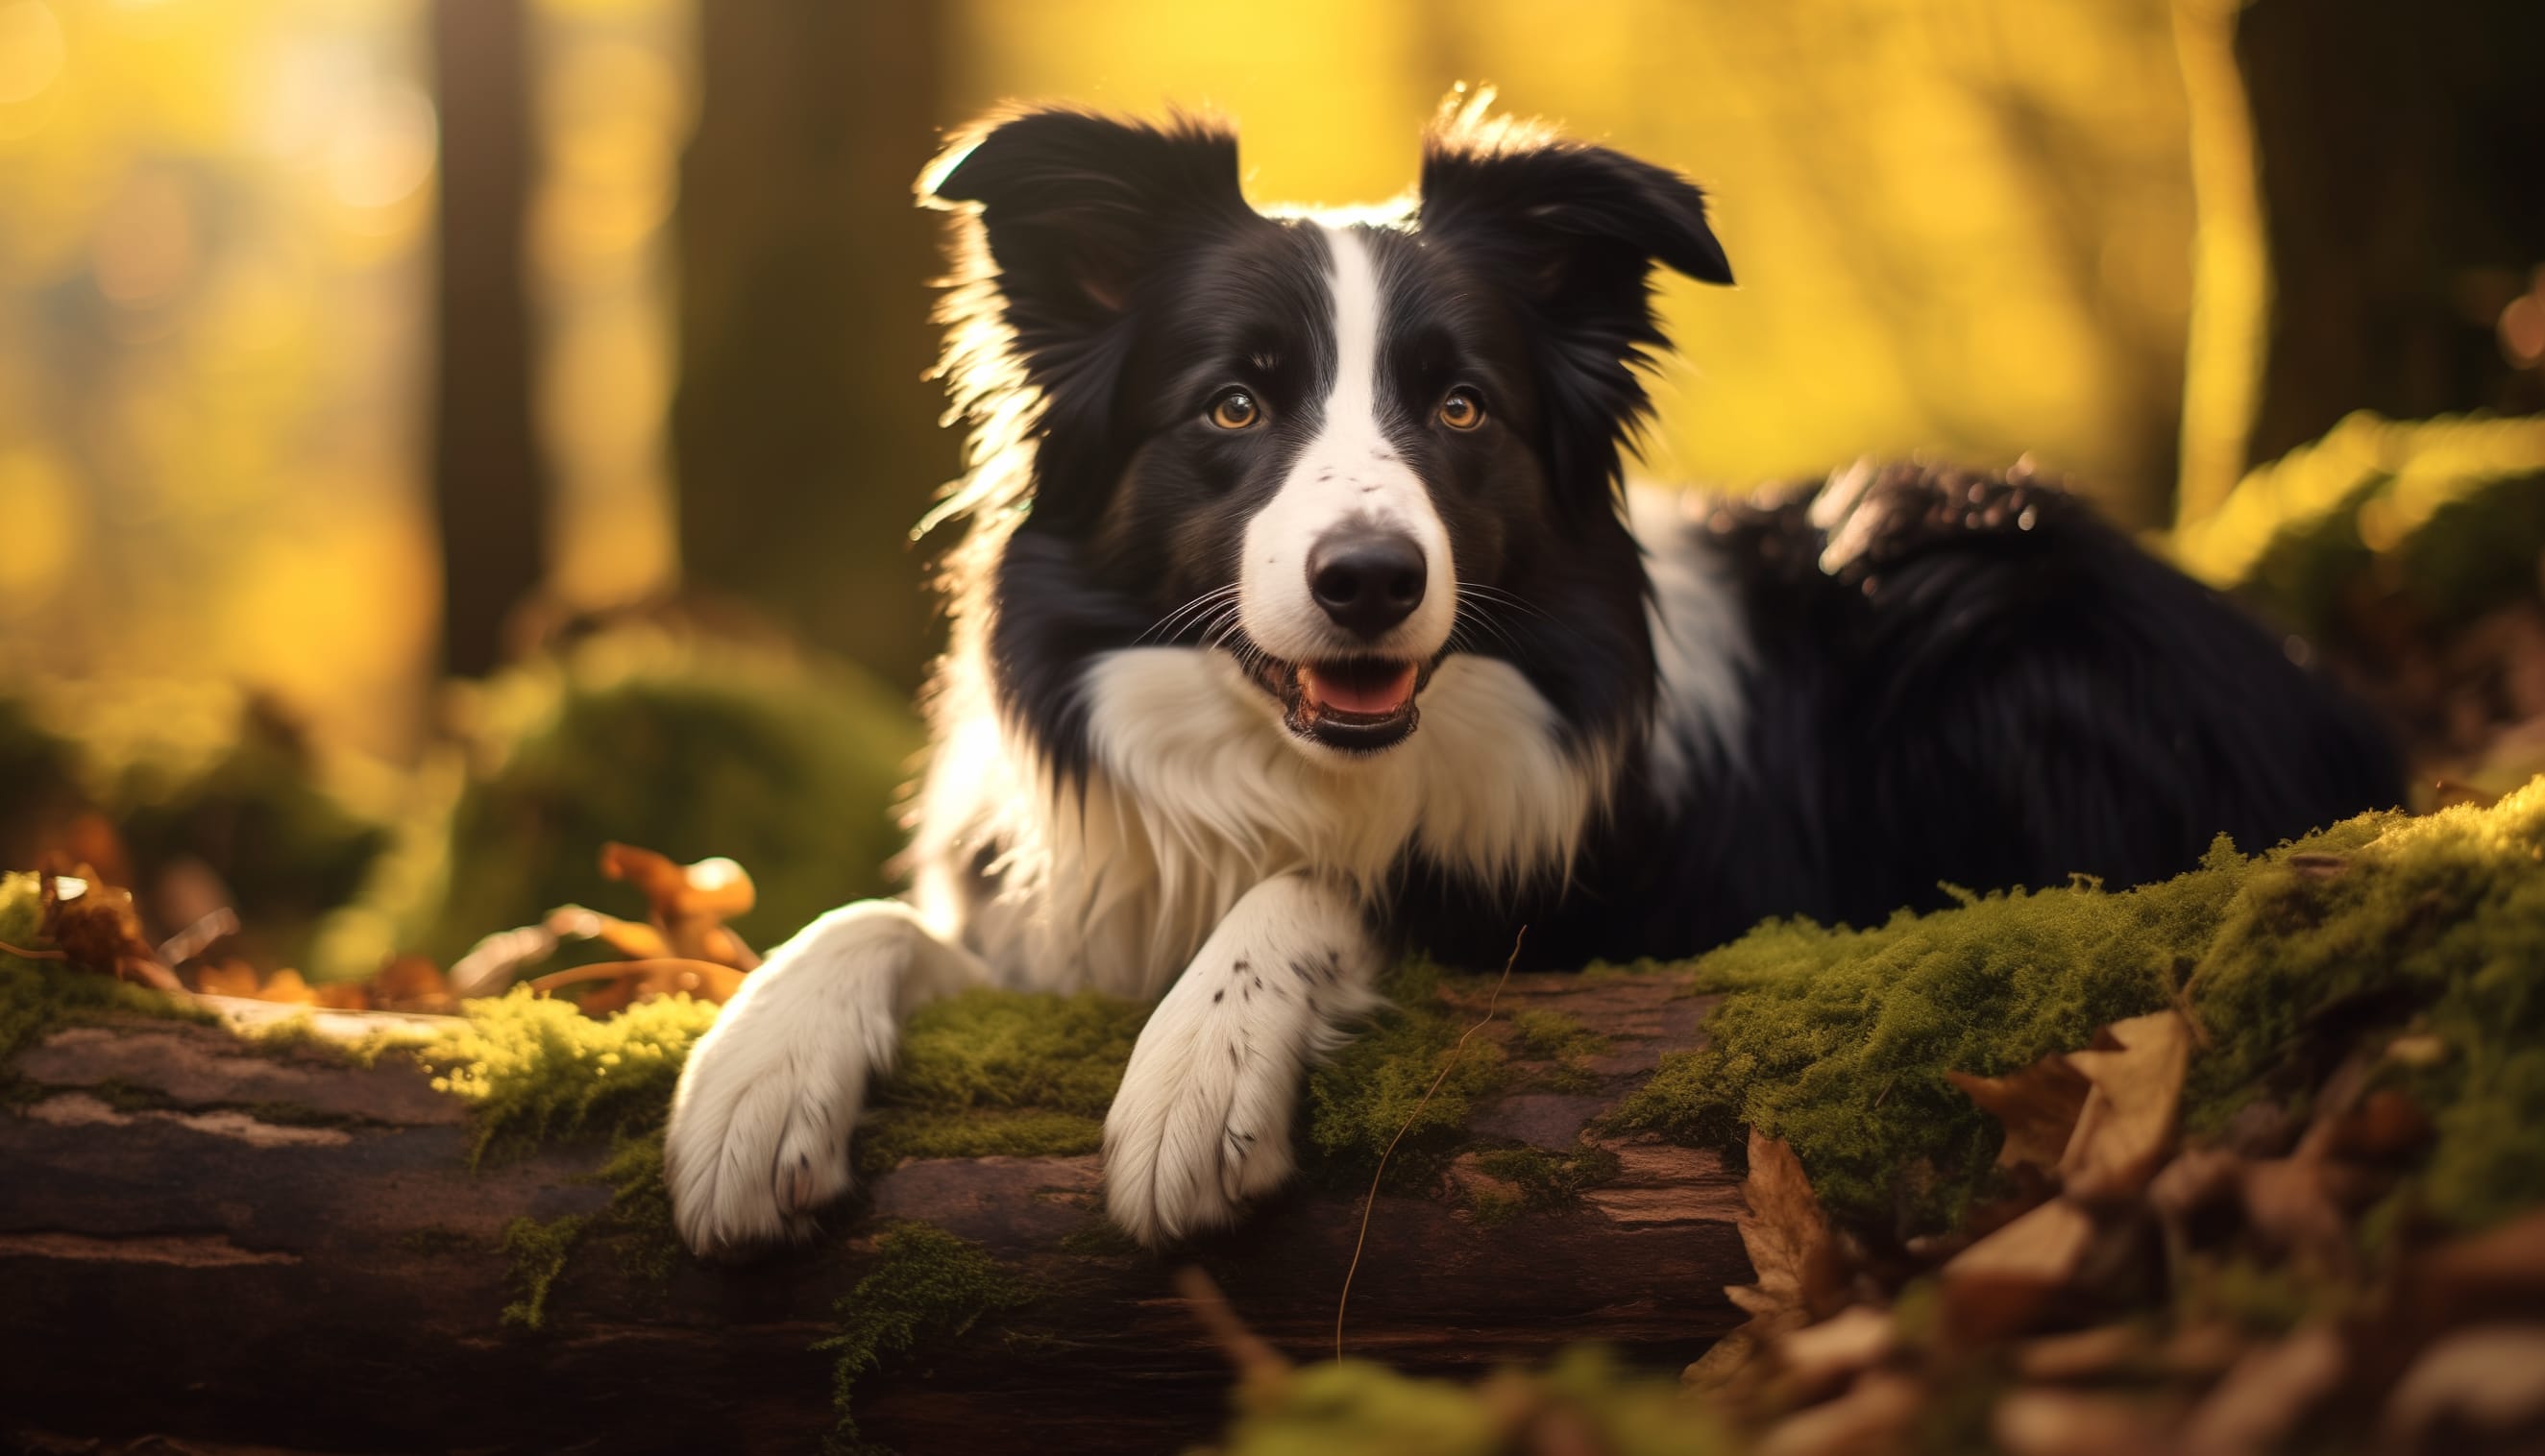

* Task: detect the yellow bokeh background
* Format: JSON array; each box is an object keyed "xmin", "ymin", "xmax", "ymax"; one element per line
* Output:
[{"xmin": 1, "ymin": 0, "xmax": 2212, "ymax": 759}]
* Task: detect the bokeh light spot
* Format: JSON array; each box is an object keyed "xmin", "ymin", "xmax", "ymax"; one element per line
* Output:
[{"xmin": 0, "ymin": 1, "xmax": 65, "ymax": 105}]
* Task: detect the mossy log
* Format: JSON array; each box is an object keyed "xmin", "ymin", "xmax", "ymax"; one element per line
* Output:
[{"xmin": 0, "ymin": 976, "xmax": 1748, "ymax": 1455}]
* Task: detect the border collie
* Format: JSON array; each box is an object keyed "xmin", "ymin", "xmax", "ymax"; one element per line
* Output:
[{"xmin": 663, "ymin": 98, "xmax": 2399, "ymax": 1253}]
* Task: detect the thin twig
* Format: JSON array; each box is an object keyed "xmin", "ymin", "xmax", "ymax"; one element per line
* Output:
[
  {"xmin": 0, "ymin": 939, "xmax": 65, "ymax": 961},
  {"xmin": 1334, "ymin": 927, "xmax": 1525, "ymax": 1363}
]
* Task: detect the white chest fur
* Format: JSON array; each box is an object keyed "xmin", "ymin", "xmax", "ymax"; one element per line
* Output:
[{"xmin": 915, "ymin": 646, "xmax": 1610, "ymax": 998}]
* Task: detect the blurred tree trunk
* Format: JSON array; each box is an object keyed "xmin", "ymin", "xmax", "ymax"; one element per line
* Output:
[
  {"xmin": 672, "ymin": 2, "xmax": 958, "ymax": 689},
  {"xmin": 430, "ymin": 0, "xmax": 550, "ymax": 680},
  {"xmin": 2236, "ymin": 0, "xmax": 2545, "ymax": 470}
]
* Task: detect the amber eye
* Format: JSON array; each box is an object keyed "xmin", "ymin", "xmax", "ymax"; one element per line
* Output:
[
  {"xmin": 1209, "ymin": 390, "xmax": 1261, "ymax": 430},
  {"xmin": 1438, "ymin": 389, "xmax": 1485, "ymax": 430}
]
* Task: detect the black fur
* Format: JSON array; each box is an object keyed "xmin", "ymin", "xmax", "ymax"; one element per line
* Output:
[{"xmin": 1401, "ymin": 462, "xmax": 2403, "ymax": 968}]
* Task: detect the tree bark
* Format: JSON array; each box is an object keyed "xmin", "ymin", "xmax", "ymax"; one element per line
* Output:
[
  {"xmin": 670, "ymin": 0, "xmax": 960, "ymax": 691},
  {"xmin": 0, "ymin": 977, "xmax": 1748, "ymax": 1454},
  {"xmin": 430, "ymin": 0, "xmax": 549, "ymax": 678},
  {"xmin": 2236, "ymin": 0, "xmax": 2545, "ymax": 469}
]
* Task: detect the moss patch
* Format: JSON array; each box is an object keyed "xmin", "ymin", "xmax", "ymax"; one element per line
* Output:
[
  {"xmin": 1473, "ymin": 1144, "xmax": 1623, "ymax": 1216},
  {"xmin": 404, "ymin": 630, "xmax": 920, "ymax": 967},
  {"xmin": 1305, "ymin": 959, "xmax": 1509, "ymax": 1187},
  {"xmin": 0, "ymin": 871, "xmax": 214, "ymax": 1068},
  {"xmin": 1510, "ymin": 1007, "xmax": 1611, "ymax": 1093},
  {"xmin": 1609, "ymin": 784, "xmax": 2545, "ymax": 1235},
  {"xmin": 420, "ymin": 984, "xmax": 718, "ymax": 1164},
  {"xmin": 856, "ymin": 988, "xmax": 1145, "ymax": 1177},
  {"xmin": 815, "ymin": 1222, "xmax": 1029, "ymax": 1453},
  {"xmin": 1210, "ymin": 1346, "xmax": 1733, "ymax": 1456},
  {"xmin": 498, "ymin": 1212, "xmax": 591, "ymax": 1331}
]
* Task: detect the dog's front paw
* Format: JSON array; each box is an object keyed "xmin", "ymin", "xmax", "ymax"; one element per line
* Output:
[
  {"xmin": 664, "ymin": 1013, "xmax": 866, "ymax": 1255},
  {"xmin": 1101, "ymin": 1010, "xmax": 1299, "ymax": 1247}
]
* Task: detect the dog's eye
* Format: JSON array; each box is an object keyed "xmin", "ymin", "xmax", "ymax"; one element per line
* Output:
[
  {"xmin": 1437, "ymin": 390, "xmax": 1485, "ymax": 431},
  {"xmin": 1208, "ymin": 390, "xmax": 1262, "ymax": 430}
]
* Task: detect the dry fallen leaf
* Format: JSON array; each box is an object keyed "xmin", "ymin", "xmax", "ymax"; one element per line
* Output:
[
  {"xmin": 367, "ymin": 954, "xmax": 453, "ymax": 1012},
  {"xmin": 2059, "ymin": 1010, "xmax": 2192, "ymax": 1201},
  {"xmin": 2013, "ymin": 1323, "xmax": 2150, "ymax": 1383},
  {"xmin": 1771, "ymin": 1304, "xmax": 1897, "ymax": 1400},
  {"xmin": 253, "ymin": 968, "xmax": 318, "ymax": 1006},
  {"xmin": 1994, "ymin": 1387, "xmax": 2184, "ymax": 1456},
  {"xmin": 1942, "ymin": 1197, "xmax": 2098, "ymax": 1341},
  {"xmin": 1753, "ymin": 1371, "xmax": 1921, "ymax": 1456},
  {"xmin": 1689, "ymin": 1131, "xmax": 1848, "ymax": 1392},
  {"xmin": 2381, "ymin": 1324, "xmax": 2545, "ymax": 1451},
  {"xmin": 600, "ymin": 842, "xmax": 761, "ymax": 970},
  {"xmin": 37, "ymin": 867, "xmax": 183, "ymax": 992},
  {"xmin": 2178, "ymin": 1323, "xmax": 2346, "ymax": 1456},
  {"xmin": 1947, "ymin": 1053, "xmax": 2093, "ymax": 1174}
]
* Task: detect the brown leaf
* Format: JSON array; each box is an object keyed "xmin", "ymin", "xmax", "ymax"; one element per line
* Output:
[
  {"xmin": 369, "ymin": 954, "xmax": 453, "ymax": 1013},
  {"xmin": 192, "ymin": 958, "xmax": 262, "ymax": 999},
  {"xmin": 253, "ymin": 968, "xmax": 318, "ymax": 1006},
  {"xmin": 1994, "ymin": 1388, "xmax": 2183, "ymax": 1456},
  {"xmin": 312, "ymin": 981, "xmax": 371, "ymax": 1010},
  {"xmin": 1949, "ymin": 1054, "xmax": 2093, "ymax": 1174},
  {"xmin": 2178, "ymin": 1324, "xmax": 2346, "ymax": 1456},
  {"xmin": 1695, "ymin": 1132, "xmax": 1849, "ymax": 1392},
  {"xmin": 2059, "ymin": 1010, "xmax": 2191, "ymax": 1201},
  {"xmin": 38, "ymin": 867, "xmax": 182, "ymax": 992},
  {"xmin": 2381, "ymin": 1324, "xmax": 2545, "ymax": 1450},
  {"xmin": 1942, "ymin": 1197, "xmax": 2098, "ymax": 1341},
  {"xmin": 2014, "ymin": 1323, "xmax": 2152, "ymax": 1383},
  {"xmin": 2238, "ymin": 1156, "xmax": 2355, "ymax": 1274},
  {"xmin": 1771, "ymin": 1304, "xmax": 1897, "ymax": 1400},
  {"xmin": 1729, "ymin": 1131, "xmax": 1848, "ymax": 1326},
  {"xmin": 1754, "ymin": 1371, "xmax": 1921, "ymax": 1456},
  {"xmin": 2403, "ymin": 1208, "xmax": 2545, "ymax": 1338},
  {"xmin": 600, "ymin": 842, "xmax": 761, "ymax": 969},
  {"xmin": 2316, "ymin": 1088, "xmax": 2430, "ymax": 1163}
]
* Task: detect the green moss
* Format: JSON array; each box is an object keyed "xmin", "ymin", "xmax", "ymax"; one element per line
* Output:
[
  {"xmin": 1473, "ymin": 1144, "xmax": 1624, "ymax": 1216},
  {"xmin": 1609, "ymin": 783, "xmax": 2545, "ymax": 1235},
  {"xmin": 1305, "ymin": 959, "xmax": 1509, "ymax": 1186},
  {"xmin": 2172, "ymin": 411, "xmax": 2545, "ymax": 633},
  {"xmin": 1510, "ymin": 1007, "xmax": 1610, "ymax": 1093},
  {"xmin": 856, "ymin": 1108, "xmax": 1107, "ymax": 1177},
  {"xmin": 856, "ymin": 987, "xmax": 1146, "ymax": 1176},
  {"xmin": 401, "ymin": 629, "xmax": 921, "ymax": 967},
  {"xmin": 0, "ymin": 872, "xmax": 215, "ymax": 1067},
  {"xmin": 1211, "ymin": 1346, "xmax": 1733, "ymax": 1456},
  {"xmin": 1510, "ymin": 1008, "xmax": 1608, "ymax": 1063},
  {"xmin": 418, "ymin": 984, "xmax": 718, "ymax": 1164},
  {"xmin": 498, "ymin": 1212, "xmax": 591, "ymax": 1331},
  {"xmin": 815, "ymin": 1222, "xmax": 1029, "ymax": 1453}
]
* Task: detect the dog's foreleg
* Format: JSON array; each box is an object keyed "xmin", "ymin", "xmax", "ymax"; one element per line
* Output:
[
  {"xmin": 663, "ymin": 901, "xmax": 988, "ymax": 1254},
  {"xmin": 1101, "ymin": 874, "xmax": 1383, "ymax": 1246}
]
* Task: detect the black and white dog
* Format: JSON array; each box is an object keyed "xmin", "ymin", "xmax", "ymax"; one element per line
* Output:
[{"xmin": 663, "ymin": 101, "xmax": 2399, "ymax": 1254}]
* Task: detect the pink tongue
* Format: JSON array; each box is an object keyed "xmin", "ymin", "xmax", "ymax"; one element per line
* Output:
[{"xmin": 1302, "ymin": 663, "xmax": 1418, "ymax": 716}]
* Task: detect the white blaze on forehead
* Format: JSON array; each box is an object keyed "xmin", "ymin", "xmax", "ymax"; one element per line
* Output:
[{"xmin": 1236, "ymin": 223, "xmax": 1457, "ymax": 667}]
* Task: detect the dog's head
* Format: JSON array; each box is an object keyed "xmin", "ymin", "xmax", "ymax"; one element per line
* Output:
[{"xmin": 923, "ymin": 96, "xmax": 1731, "ymax": 760}]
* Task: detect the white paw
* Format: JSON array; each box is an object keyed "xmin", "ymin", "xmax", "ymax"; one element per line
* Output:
[
  {"xmin": 1101, "ymin": 976, "xmax": 1307, "ymax": 1246},
  {"xmin": 662, "ymin": 903, "xmax": 935, "ymax": 1256},
  {"xmin": 664, "ymin": 1011, "xmax": 868, "ymax": 1255}
]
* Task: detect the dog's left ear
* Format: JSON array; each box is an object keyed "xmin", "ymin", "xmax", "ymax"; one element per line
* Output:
[{"xmin": 1418, "ymin": 96, "xmax": 1732, "ymax": 501}]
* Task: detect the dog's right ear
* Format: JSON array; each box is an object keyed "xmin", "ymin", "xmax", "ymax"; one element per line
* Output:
[{"xmin": 920, "ymin": 108, "xmax": 1248, "ymax": 376}]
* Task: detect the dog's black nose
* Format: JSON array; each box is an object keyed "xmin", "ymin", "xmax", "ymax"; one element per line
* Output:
[{"xmin": 1307, "ymin": 530, "xmax": 1427, "ymax": 639}]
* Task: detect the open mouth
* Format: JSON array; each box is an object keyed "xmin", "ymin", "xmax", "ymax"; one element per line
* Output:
[{"xmin": 1249, "ymin": 653, "xmax": 1427, "ymax": 752}]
